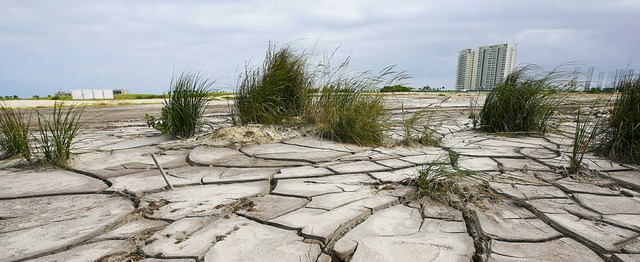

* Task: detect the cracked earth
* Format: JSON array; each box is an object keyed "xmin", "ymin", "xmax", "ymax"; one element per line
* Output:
[{"xmin": 1, "ymin": 94, "xmax": 638, "ymax": 262}]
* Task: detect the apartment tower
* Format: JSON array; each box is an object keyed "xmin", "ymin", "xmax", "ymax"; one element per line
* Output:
[{"xmin": 456, "ymin": 43, "xmax": 517, "ymax": 90}]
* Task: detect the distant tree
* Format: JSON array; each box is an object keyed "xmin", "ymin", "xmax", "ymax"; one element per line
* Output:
[
  {"xmin": 422, "ymin": 85, "xmax": 432, "ymax": 91},
  {"xmin": 13, "ymin": 95, "xmax": 18, "ymax": 99},
  {"xmin": 380, "ymin": 85, "xmax": 413, "ymax": 92},
  {"xmin": 33, "ymin": 95, "xmax": 39, "ymax": 100}
]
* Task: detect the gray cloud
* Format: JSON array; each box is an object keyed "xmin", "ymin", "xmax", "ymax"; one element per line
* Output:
[{"xmin": 1, "ymin": 0, "xmax": 638, "ymax": 97}]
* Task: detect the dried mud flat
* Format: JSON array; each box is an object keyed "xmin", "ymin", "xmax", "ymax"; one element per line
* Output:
[{"xmin": 1, "ymin": 93, "xmax": 638, "ymax": 262}]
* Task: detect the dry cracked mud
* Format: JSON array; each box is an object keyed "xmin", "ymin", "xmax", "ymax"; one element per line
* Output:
[{"xmin": 1, "ymin": 93, "xmax": 638, "ymax": 262}]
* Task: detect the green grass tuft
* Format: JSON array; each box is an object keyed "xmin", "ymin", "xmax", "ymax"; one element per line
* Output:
[
  {"xmin": 480, "ymin": 66, "xmax": 563, "ymax": 133},
  {"xmin": 603, "ymin": 74, "xmax": 640, "ymax": 164},
  {"xmin": 34, "ymin": 102, "xmax": 85, "ymax": 167},
  {"xmin": 146, "ymin": 72, "xmax": 212, "ymax": 138},
  {"xmin": 0, "ymin": 104, "xmax": 32, "ymax": 161},
  {"xmin": 313, "ymin": 85, "xmax": 387, "ymax": 145},
  {"xmin": 309, "ymin": 63, "xmax": 407, "ymax": 146},
  {"xmin": 416, "ymin": 162, "xmax": 482, "ymax": 203},
  {"xmin": 569, "ymin": 103, "xmax": 606, "ymax": 174},
  {"xmin": 233, "ymin": 44, "xmax": 313, "ymax": 125}
]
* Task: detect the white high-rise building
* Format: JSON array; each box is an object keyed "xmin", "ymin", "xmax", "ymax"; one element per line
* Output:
[{"xmin": 456, "ymin": 43, "xmax": 517, "ymax": 90}]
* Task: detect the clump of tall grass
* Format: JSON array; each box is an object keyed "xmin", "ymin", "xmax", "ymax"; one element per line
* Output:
[
  {"xmin": 233, "ymin": 44, "xmax": 313, "ymax": 125},
  {"xmin": 0, "ymin": 104, "xmax": 32, "ymax": 161},
  {"xmin": 146, "ymin": 72, "xmax": 212, "ymax": 138},
  {"xmin": 312, "ymin": 83, "xmax": 387, "ymax": 145},
  {"xmin": 603, "ymin": 74, "xmax": 640, "ymax": 164},
  {"xmin": 309, "ymin": 61, "xmax": 407, "ymax": 146},
  {"xmin": 480, "ymin": 66, "xmax": 563, "ymax": 133},
  {"xmin": 34, "ymin": 102, "xmax": 85, "ymax": 167}
]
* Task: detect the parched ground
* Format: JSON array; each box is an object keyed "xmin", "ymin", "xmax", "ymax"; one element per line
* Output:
[{"xmin": 0, "ymin": 93, "xmax": 638, "ymax": 262}]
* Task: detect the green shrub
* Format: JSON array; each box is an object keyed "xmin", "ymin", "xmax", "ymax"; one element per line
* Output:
[
  {"xmin": 480, "ymin": 67, "xmax": 563, "ymax": 133},
  {"xmin": 34, "ymin": 102, "xmax": 85, "ymax": 167},
  {"xmin": 603, "ymin": 74, "xmax": 640, "ymax": 164},
  {"xmin": 233, "ymin": 44, "xmax": 312, "ymax": 125},
  {"xmin": 146, "ymin": 72, "xmax": 212, "ymax": 138},
  {"xmin": 380, "ymin": 85, "xmax": 412, "ymax": 92},
  {"xmin": 0, "ymin": 104, "xmax": 32, "ymax": 161}
]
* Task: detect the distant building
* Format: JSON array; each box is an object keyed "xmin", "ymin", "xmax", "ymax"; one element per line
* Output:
[
  {"xmin": 71, "ymin": 89, "xmax": 114, "ymax": 100},
  {"xmin": 55, "ymin": 91, "xmax": 71, "ymax": 97},
  {"xmin": 456, "ymin": 43, "xmax": 517, "ymax": 90},
  {"xmin": 113, "ymin": 89, "xmax": 129, "ymax": 95}
]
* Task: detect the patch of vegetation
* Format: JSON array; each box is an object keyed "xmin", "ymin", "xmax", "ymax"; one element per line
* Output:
[
  {"xmin": 0, "ymin": 104, "xmax": 32, "ymax": 161},
  {"xmin": 232, "ymin": 44, "xmax": 408, "ymax": 146},
  {"xmin": 568, "ymin": 102, "xmax": 606, "ymax": 174},
  {"xmin": 398, "ymin": 104, "xmax": 440, "ymax": 147},
  {"xmin": 34, "ymin": 102, "xmax": 85, "ymax": 167},
  {"xmin": 468, "ymin": 94, "xmax": 481, "ymax": 129},
  {"xmin": 116, "ymin": 94, "xmax": 168, "ymax": 100},
  {"xmin": 233, "ymin": 44, "xmax": 312, "ymax": 125},
  {"xmin": 416, "ymin": 163, "xmax": 483, "ymax": 203},
  {"xmin": 313, "ymin": 83, "xmax": 387, "ymax": 145},
  {"xmin": 146, "ymin": 72, "xmax": 212, "ymax": 138},
  {"xmin": 380, "ymin": 85, "xmax": 412, "ymax": 92},
  {"xmin": 480, "ymin": 66, "xmax": 563, "ymax": 133},
  {"xmin": 310, "ymin": 63, "xmax": 407, "ymax": 146},
  {"xmin": 50, "ymin": 95, "xmax": 72, "ymax": 100},
  {"xmin": 602, "ymin": 74, "xmax": 640, "ymax": 164}
]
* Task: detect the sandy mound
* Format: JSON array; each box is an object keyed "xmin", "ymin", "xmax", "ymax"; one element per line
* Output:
[{"xmin": 200, "ymin": 124, "xmax": 317, "ymax": 148}]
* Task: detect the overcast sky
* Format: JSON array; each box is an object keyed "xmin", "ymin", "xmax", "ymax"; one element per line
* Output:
[{"xmin": 1, "ymin": 0, "xmax": 639, "ymax": 97}]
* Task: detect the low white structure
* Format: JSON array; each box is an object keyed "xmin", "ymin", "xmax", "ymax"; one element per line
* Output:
[{"xmin": 71, "ymin": 89, "xmax": 114, "ymax": 100}]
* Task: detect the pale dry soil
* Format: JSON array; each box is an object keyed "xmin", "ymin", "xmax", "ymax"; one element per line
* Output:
[{"xmin": 0, "ymin": 93, "xmax": 638, "ymax": 262}]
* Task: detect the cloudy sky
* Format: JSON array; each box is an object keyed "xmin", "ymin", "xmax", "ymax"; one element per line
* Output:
[{"xmin": 1, "ymin": 0, "xmax": 639, "ymax": 97}]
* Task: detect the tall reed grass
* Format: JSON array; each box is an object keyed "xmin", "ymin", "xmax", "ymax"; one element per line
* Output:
[
  {"xmin": 0, "ymin": 104, "xmax": 32, "ymax": 161},
  {"xmin": 480, "ymin": 66, "xmax": 563, "ymax": 133}
]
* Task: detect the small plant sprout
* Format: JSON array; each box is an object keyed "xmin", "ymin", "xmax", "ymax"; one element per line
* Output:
[
  {"xmin": 469, "ymin": 93, "xmax": 481, "ymax": 129},
  {"xmin": 399, "ymin": 104, "xmax": 440, "ymax": 147}
]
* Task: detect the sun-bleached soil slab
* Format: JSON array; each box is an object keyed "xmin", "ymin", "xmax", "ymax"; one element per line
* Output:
[
  {"xmin": 189, "ymin": 146, "xmax": 304, "ymax": 167},
  {"xmin": 0, "ymin": 194, "xmax": 134, "ymax": 261},
  {"xmin": 488, "ymin": 238, "xmax": 603, "ymax": 262},
  {"xmin": 140, "ymin": 182, "xmax": 269, "ymax": 220},
  {"xmin": 203, "ymin": 216, "xmax": 323, "ymax": 261},
  {"xmin": 0, "ymin": 168, "xmax": 107, "ymax": 198}
]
